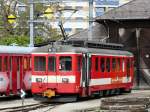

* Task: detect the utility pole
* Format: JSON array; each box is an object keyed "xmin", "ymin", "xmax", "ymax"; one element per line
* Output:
[
  {"xmin": 136, "ymin": 28, "xmax": 141, "ymax": 88},
  {"xmin": 89, "ymin": 0, "xmax": 93, "ymax": 26},
  {"xmin": 28, "ymin": 0, "xmax": 89, "ymax": 45},
  {"xmin": 28, "ymin": 0, "xmax": 59, "ymax": 47},
  {"xmin": 88, "ymin": 0, "xmax": 93, "ymax": 40},
  {"xmin": 29, "ymin": 0, "xmax": 34, "ymax": 47}
]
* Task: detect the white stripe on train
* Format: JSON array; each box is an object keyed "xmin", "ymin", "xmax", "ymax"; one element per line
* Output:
[{"xmin": 32, "ymin": 75, "xmax": 131, "ymax": 86}]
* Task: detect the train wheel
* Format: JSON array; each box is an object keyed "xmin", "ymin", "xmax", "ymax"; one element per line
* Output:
[
  {"xmin": 110, "ymin": 89, "xmax": 116, "ymax": 96},
  {"xmin": 115, "ymin": 89, "xmax": 121, "ymax": 95},
  {"xmin": 103, "ymin": 90, "xmax": 110, "ymax": 97},
  {"xmin": 98, "ymin": 91, "xmax": 103, "ymax": 97}
]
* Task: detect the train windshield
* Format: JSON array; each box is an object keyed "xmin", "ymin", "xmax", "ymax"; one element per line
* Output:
[
  {"xmin": 59, "ymin": 56, "xmax": 72, "ymax": 71},
  {"xmin": 34, "ymin": 56, "xmax": 46, "ymax": 71}
]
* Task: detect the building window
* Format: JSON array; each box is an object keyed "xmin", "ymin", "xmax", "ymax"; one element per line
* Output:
[
  {"xmin": 95, "ymin": 7, "xmax": 105, "ymax": 16},
  {"xmin": 64, "ymin": 28, "xmax": 72, "ymax": 32},
  {"xmin": 95, "ymin": 0, "xmax": 119, "ymax": 6},
  {"xmin": 76, "ymin": 28, "xmax": 83, "ymax": 32},
  {"xmin": 76, "ymin": 6, "xmax": 83, "ymax": 10}
]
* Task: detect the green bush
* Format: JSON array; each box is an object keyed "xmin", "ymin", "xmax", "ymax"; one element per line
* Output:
[{"xmin": 0, "ymin": 35, "xmax": 44, "ymax": 46}]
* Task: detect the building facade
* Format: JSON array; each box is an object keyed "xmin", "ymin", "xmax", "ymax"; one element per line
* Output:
[{"xmin": 54, "ymin": 0, "xmax": 130, "ymax": 35}]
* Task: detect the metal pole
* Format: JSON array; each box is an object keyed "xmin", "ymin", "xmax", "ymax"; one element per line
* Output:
[
  {"xmin": 88, "ymin": 0, "xmax": 93, "ymax": 40},
  {"xmin": 89, "ymin": 0, "xmax": 93, "ymax": 26},
  {"xmin": 136, "ymin": 28, "xmax": 141, "ymax": 88},
  {"xmin": 29, "ymin": 0, "xmax": 34, "ymax": 47}
]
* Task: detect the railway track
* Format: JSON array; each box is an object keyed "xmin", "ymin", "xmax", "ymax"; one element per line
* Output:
[{"xmin": 0, "ymin": 103, "xmax": 58, "ymax": 112}]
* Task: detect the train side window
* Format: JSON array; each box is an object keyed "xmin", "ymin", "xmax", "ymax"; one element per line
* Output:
[
  {"xmin": 112, "ymin": 58, "xmax": 116, "ymax": 72},
  {"xmin": 122, "ymin": 58, "xmax": 125, "ymax": 72},
  {"xmin": 9, "ymin": 57, "xmax": 12, "ymax": 71},
  {"xmin": 77, "ymin": 56, "xmax": 82, "ymax": 71},
  {"xmin": 127, "ymin": 59, "xmax": 130, "ymax": 77},
  {"xmin": 4, "ymin": 57, "xmax": 8, "ymax": 71},
  {"xmin": 59, "ymin": 56, "xmax": 72, "ymax": 71},
  {"xmin": 24, "ymin": 57, "xmax": 30, "ymax": 70},
  {"xmin": 100, "ymin": 58, "xmax": 105, "ymax": 72},
  {"xmin": 117, "ymin": 58, "xmax": 121, "ymax": 71},
  {"xmin": 34, "ymin": 56, "xmax": 46, "ymax": 71},
  {"xmin": 95, "ymin": 57, "xmax": 98, "ymax": 71},
  {"xmin": 127, "ymin": 59, "xmax": 131, "ymax": 68},
  {"xmin": 0, "ymin": 57, "xmax": 2, "ymax": 71},
  {"xmin": 48, "ymin": 56, "xmax": 56, "ymax": 72},
  {"xmin": 106, "ymin": 58, "xmax": 110, "ymax": 72}
]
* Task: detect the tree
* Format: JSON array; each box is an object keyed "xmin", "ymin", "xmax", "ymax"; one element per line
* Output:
[
  {"xmin": 0, "ymin": 0, "xmax": 62, "ymax": 46},
  {"xmin": 0, "ymin": 0, "xmax": 17, "ymax": 37}
]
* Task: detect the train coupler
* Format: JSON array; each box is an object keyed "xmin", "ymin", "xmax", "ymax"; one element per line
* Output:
[{"xmin": 43, "ymin": 89, "xmax": 55, "ymax": 98}]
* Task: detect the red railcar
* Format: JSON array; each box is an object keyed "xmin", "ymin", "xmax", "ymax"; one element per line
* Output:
[
  {"xmin": 0, "ymin": 45, "xmax": 35, "ymax": 96},
  {"xmin": 31, "ymin": 41, "xmax": 134, "ymax": 101}
]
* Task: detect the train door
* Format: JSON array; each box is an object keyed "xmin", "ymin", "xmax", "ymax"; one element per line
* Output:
[
  {"xmin": 10, "ymin": 56, "xmax": 23, "ymax": 94},
  {"xmin": 57, "ymin": 55, "xmax": 74, "ymax": 93},
  {"xmin": 3, "ymin": 56, "xmax": 9, "ymax": 94},
  {"xmin": 47, "ymin": 54, "xmax": 57, "ymax": 88},
  {"xmin": 11, "ymin": 56, "xmax": 18, "ymax": 94},
  {"xmin": 33, "ymin": 55, "xmax": 47, "ymax": 91},
  {"xmin": 81, "ymin": 53, "xmax": 91, "ymax": 96}
]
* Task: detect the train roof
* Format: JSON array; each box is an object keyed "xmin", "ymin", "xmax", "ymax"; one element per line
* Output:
[
  {"xmin": 0, "ymin": 45, "xmax": 36, "ymax": 54},
  {"xmin": 32, "ymin": 44, "xmax": 133, "ymax": 57}
]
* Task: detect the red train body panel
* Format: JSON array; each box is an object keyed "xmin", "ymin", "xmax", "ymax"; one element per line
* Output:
[
  {"xmin": 31, "ymin": 41, "xmax": 134, "ymax": 100},
  {"xmin": 0, "ymin": 46, "xmax": 35, "ymax": 96}
]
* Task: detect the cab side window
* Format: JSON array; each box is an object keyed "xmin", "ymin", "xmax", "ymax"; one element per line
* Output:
[
  {"xmin": 59, "ymin": 56, "xmax": 72, "ymax": 71},
  {"xmin": 34, "ymin": 56, "xmax": 46, "ymax": 71}
]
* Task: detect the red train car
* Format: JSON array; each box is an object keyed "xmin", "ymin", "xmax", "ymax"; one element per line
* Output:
[
  {"xmin": 0, "ymin": 45, "xmax": 35, "ymax": 96},
  {"xmin": 31, "ymin": 40, "xmax": 134, "ymax": 101}
]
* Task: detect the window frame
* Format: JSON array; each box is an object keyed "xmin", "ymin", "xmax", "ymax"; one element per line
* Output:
[
  {"xmin": 59, "ymin": 56, "xmax": 72, "ymax": 71},
  {"xmin": 48, "ymin": 56, "xmax": 56, "ymax": 72},
  {"xmin": 100, "ymin": 57, "xmax": 105, "ymax": 73},
  {"xmin": 33, "ymin": 55, "xmax": 47, "ymax": 73}
]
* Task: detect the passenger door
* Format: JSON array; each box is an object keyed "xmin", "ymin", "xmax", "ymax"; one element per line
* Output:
[
  {"xmin": 81, "ymin": 53, "xmax": 91, "ymax": 96},
  {"xmin": 57, "ymin": 55, "xmax": 74, "ymax": 93}
]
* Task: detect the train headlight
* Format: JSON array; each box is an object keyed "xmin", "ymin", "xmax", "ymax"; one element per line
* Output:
[{"xmin": 62, "ymin": 78, "xmax": 69, "ymax": 83}]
